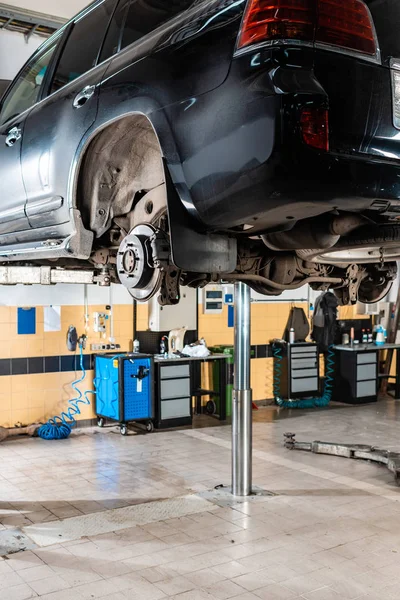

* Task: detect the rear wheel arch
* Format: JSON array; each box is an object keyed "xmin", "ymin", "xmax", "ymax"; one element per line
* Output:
[{"xmin": 75, "ymin": 113, "xmax": 169, "ymax": 239}]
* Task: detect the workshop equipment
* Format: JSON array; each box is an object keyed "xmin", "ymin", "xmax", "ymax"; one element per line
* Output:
[
  {"xmin": 169, "ymin": 327, "xmax": 187, "ymax": 353},
  {"xmin": 38, "ymin": 336, "xmax": 92, "ymax": 440},
  {"xmin": 0, "ymin": 424, "xmax": 40, "ymax": 443},
  {"xmin": 273, "ymin": 342, "xmax": 335, "ymax": 408},
  {"xmin": 333, "ymin": 345, "xmax": 378, "ymax": 404},
  {"xmin": 284, "ymin": 433, "xmax": 400, "ymax": 486},
  {"xmin": 209, "ymin": 346, "xmax": 234, "ymax": 417},
  {"xmin": 155, "ymin": 359, "xmax": 192, "ymax": 429},
  {"xmin": 95, "ymin": 354, "xmax": 154, "ymax": 435}
]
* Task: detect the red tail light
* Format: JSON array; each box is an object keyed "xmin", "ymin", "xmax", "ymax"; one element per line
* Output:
[
  {"xmin": 237, "ymin": 0, "xmax": 378, "ymax": 59},
  {"xmin": 316, "ymin": 0, "xmax": 376, "ymax": 56},
  {"xmin": 300, "ymin": 108, "xmax": 329, "ymax": 151},
  {"xmin": 238, "ymin": 0, "xmax": 316, "ymax": 49}
]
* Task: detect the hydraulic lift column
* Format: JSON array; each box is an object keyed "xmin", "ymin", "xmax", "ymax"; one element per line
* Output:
[{"xmin": 232, "ymin": 282, "xmax": 252, "ymax": 496}]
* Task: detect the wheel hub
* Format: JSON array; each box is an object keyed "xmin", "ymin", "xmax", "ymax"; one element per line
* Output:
[{"xmin": 117, "ymin": 224, "xmax": 162, "ymax": 301}]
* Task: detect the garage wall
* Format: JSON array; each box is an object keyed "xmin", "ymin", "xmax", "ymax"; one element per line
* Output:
[
  {"xmin": 0, "ymin": 285, "xmax": 148, "ymax": 428},
  {"xmin": 198, "ymin": 300, "xmax": 365, "ymax": 402},
  {"xmin": 0, "ymin": 29, "xmax": 43, "ymax": 80},
  {"xmin": 0, "ymin": 0, "xmax": 90, "ymax": 80},
  {"xmin": 3, "ymin": 0, "xmax": 90, "ymax": 19}
]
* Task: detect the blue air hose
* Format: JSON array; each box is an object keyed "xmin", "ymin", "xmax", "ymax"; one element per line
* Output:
[
  {"xmin": 38, "ymin": 345, "xmax": 95, "ymax": 440},
  {"xmin": 273, "ymin": 344, "xmax": 335, "ymax": 409}
]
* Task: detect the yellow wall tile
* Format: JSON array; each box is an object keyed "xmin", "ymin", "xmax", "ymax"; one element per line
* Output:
[
  {"xmin": 0, "ymin": 301, "xmax": 133, "ymax": 427},
  {"xmin": 0, "ymin": 410, "xmax": 11, "ymax": 427}
]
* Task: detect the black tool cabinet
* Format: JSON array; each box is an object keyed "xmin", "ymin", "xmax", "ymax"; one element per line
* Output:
[
  {"xmin": 333, "ymin": 346, "xmax": 378, "ymax": 404},
  {"xmin": 277, "ymin": 342, "xmax": 320, "ymax": 399}
]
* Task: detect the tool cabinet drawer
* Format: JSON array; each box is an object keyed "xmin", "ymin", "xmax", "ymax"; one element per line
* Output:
[
  {"xmin": 160, "ymin": 364, "xmax": 190, "ymax": 380},
  {"xmin": 292, "ymin": 368, "xmax": 318, "ymax": 379},
  {"xmin": 160, "ymin": 378, "xmax": 190, "ymax": 400},
  {"xmin": 291, "ymin": 358, "xmax": 318, "ymax": 369},
  {"xmin": 291, "ymin": 346, "xmax": 317, "ymax": 355},
  {"xmin": 357, "ymin": 380, "xmax": 377, "ymax": 398},
  {"xmin": 357, "ymin": 353, "xmax": 377, "ymax": 365},
  {"xmin": 161, "ymin": 398, "xmax": 191, "ymax": 420},
  {"xmin": 357, "ymin": 365, "xmax": 376, "ymax": 381},
  {"xmin": 291, "ymin": 378, "xmax": 319, "ymax": 393}
]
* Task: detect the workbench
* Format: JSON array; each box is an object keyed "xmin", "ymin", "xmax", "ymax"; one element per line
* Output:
[
  {"xmin": 153, "ymin": 354, "xmax": 227, "ymax": 429},
  {"xmin": 333, "ymin": 343, "xmax": 400, "ymax": 403}
]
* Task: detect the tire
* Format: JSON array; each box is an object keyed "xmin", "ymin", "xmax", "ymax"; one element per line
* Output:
[
  {"xmin": 205, "ymin": 400, "xmax": 217, "ymax": 415},
  {"xmin": 297, "ymin": 225, "xmax": 400, "ymax": 264},
  {"xmin": 146, "ymin": 421, "xmax": 154, "ymax": 433},
  {"xmin": 97, "ymin": 417, "xmax": 105, "ymax": 428},
  {"xmin": 120, "ymin": 425, "xmax": 128, "ymax": 436}
]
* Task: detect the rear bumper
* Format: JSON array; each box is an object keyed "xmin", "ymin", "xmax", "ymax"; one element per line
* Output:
[{"xmin": 166, "ymin": 46, "xmax": 400, "ymax": 232}]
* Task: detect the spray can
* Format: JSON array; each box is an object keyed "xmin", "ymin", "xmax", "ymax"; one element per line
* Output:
[{"xmin": 289, "ymin": 328, "xmax": 295, "ymax": 344}]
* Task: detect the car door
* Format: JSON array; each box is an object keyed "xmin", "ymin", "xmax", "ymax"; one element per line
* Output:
[
  {"xmin": 21, "ymin": 0, "xmax": 118, "ymax": 232},
  {"xmin": 0, "ymin": 37, "xmax": 59, "ymax": 240}
]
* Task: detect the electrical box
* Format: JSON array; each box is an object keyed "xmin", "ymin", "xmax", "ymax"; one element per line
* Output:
[
  {"xmin": 203, "ymin": 285, "xmax": 223, "ymax": 314},
  {"xmin": 149, "ymin": 286, "xmax": 197, "ymax": 332},
  {"xmin": 93, "ymin": 312, "xmax": 108, "ymax": 333}
]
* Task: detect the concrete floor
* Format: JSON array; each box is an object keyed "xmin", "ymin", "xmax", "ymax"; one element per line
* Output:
[{"xmin": 1, "ymin": 399, "xmax": 400, "ymax": 600}]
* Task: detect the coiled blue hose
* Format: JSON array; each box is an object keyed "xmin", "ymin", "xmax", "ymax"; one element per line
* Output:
[
  {"xmin": 38, "ymin": 345, "xmax": 95, "ymax": 440},
  {"xmin": 273, "ymin": 343, "xmax": 335, "ymax": 409}
]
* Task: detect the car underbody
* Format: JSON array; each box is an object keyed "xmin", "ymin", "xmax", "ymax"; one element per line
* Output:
[
  {"xmin": 0, "ymin": 118, "xmax": 398, "ymax": 306},
  {"xmin": 1, "ymin": 187, "xmax": 397, "ymax": 308}
]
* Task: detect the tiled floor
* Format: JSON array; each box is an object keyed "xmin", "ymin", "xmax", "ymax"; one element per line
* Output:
[{"xmin": 2, "ymin": 399, "xmax": 400, "ymax": 599}]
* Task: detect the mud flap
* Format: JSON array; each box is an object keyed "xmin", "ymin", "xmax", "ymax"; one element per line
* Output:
[{"xmin": 165, "ymin": 162, "xmax": 236, "ymax": 273}]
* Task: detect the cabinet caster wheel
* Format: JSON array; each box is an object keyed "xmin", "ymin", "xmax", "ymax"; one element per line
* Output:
[
  {"xmin": 146, "ymin": 421, "xmax": 154, "ymax": 433},
  {"xmin": 206, "ymin": 400, "xmax": 217, "ymax": 415},
  {"xmin": 120, "ymin": 425, "xmax": 128, "ymax": 436},
  {"xmin": 97, "ymin": 417, "xmax": 105, "ymax": 428}
]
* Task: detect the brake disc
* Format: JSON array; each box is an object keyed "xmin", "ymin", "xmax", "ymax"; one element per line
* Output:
[{"xmin": 117, "ymin": 224, "xmax": 162, "ymax": 302}]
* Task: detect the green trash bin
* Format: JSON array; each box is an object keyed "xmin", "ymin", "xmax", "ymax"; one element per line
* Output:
[{"xmin": 209, "ymin": 346, "xmax": 234, "ymax": 417}]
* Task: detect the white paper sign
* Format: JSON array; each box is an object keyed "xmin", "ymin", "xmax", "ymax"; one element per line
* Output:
[{"xmin": 44, "ymin": 306, "xmax": 61, "ymax": 332}]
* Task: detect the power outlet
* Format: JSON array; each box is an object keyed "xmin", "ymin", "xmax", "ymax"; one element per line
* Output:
[{"xmin": 91, "ymin": 343, "xmax": 121, "ymax": 352}]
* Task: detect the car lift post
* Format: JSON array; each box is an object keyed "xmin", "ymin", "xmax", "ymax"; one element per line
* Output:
[{"xmin": 232, "ymin": 282, "xmax": 252, "ymax": 496}]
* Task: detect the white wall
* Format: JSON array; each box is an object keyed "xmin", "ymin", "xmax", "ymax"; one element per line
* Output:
[
  {"xmin": 0, "ymin": 29, "xmax": 43, "ymax": 80},
  {"xmin": 0, "ymin": 283, "xmax": 134, "ymax": 306},
  {"xmin": 3, "ymin": 0, "xmax": 90, "ymax": 19},
  {"xmin": 0, "ymin": 0, "xmax": 91, "ymax": 80}
]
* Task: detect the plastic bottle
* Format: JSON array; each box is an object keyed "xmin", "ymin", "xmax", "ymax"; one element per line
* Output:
[
  {"xmin": 289, "ymin": 328, "xmax": 295, "ymax": 344},
  {"xmin": 133, "ymin": 339, "xmax": 140, "ymax": 353}
]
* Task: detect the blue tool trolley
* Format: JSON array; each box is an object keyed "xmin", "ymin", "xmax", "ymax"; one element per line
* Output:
[{"xmin": 95, "ymin": 354, "xmax": 154, "ymax": 435}]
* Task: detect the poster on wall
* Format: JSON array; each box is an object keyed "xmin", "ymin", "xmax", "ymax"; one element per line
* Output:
[
  {"xmin": 17, "ymin": 308, "xmax": 36, "ymax": 335},
  {"xmin": 44, "ymin": 306, "xmax": 61, "ymax": 332}
]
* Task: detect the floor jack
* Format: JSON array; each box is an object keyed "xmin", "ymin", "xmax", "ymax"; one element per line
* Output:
[{"xmin": 284, "ymin": 433, "xmax": 400, "ymax": 486}]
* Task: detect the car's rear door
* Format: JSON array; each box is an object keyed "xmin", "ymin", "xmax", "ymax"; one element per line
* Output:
[
  {"xmin": 0, "ymin": 37, "xmax": 59, "ymax": 241},
  {"xmin": 21, "ymin": 0, "xmax": 118, "ymax": 233}
]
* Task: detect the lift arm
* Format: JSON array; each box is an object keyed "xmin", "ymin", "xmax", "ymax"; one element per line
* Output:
[
  {"xmin": 0, "ymin": 266, "xmax": 111, "ymax": 286},
  {"xmin": 284, "ymin": 433, "xmax": 400, "ymax": 485}
]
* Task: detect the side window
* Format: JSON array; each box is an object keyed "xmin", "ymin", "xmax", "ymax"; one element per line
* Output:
[
  {"xmin": 99, "ymin": 0, "xmax": 130, "ymax": 62},
  {"xmin": 50, "ymin": 0, "xmax": 118, "ymax": 94},
  {"xmin": 121, "ymin": 0, "xmax": 196, "ymax": 50},
  {"xmin": 0, "ymin": 38, "xmax": 59, "ymax": 126}
]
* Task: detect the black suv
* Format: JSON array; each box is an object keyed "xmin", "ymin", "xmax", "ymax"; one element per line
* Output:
[{"xmin": 0, "ymin": 0, "xmax": 399, "ymax": 305}]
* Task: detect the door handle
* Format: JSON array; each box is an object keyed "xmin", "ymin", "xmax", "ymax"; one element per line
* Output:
[
  {"xmin": 73, "ymin": 85, "xmax": 96, "ymax": 108},
  {"xmin": 5, "ymin": 126, "xmax": 22, "ymax": 147}
]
